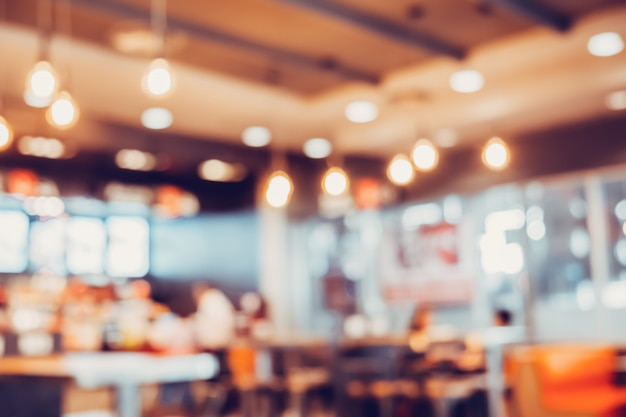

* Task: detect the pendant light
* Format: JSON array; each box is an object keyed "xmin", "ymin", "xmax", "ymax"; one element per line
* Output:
[
  {"xmin": 387, "ymin": 154, "xmax": 415, "ymax": 186},
  {"xmin": 264, "ymin": 152, "xmax": 293, "ymax": 208},
  {"xmin": 482, "ymin": 137, "xmax": 510, "ymax": 171},
  {"xmin": 25, "ymin": 0, "xmax": 58, "ymax": 108},
  {"xmin": 411, "ymin": 139, "xmax": 439, "ymax": 172},
  {"xmin": 142, "ymin": 0, "xmax": 175, "ymax": 98},
  {"xmin": 46, "ymin": 0, "xmax": 79, "ymax": 129},
  {"xmin": 322, "ymin": 166, "xmax": 350, "ymax": 196},
  {"xmin": 0, "ymin": 110, "xmax": 14, "ymax": 152}
]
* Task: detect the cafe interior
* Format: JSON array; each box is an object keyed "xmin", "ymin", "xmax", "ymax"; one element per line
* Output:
[{"xmin": 0, "ymin": 0, "xmax": 626, "ymax": 416}]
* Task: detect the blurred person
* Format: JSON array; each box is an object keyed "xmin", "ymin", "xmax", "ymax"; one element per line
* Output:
[
  {"xmin": 240, "ymin": 292, "xmax": 273, "ymax": 341},
  {"xmin": 408, "ymin": 306, "xmax": 432, "ymax": 353},
  {"xmin": 193, "ymin": 283, "xmax": 236, "ymax": 350}
]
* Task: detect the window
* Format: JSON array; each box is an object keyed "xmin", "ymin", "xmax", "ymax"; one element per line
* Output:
[
  {"xmin": 0, "ymin": 211, "xmax": 29, "ymax": 273},
  {"xmin": 106, "ymin": 216, "xmax": 149, "ymax": 278}
]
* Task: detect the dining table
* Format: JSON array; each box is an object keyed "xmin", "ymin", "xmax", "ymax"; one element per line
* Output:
[{"xmin": 0, "ymin": 351, "xmax": 219, "ymax": 417}]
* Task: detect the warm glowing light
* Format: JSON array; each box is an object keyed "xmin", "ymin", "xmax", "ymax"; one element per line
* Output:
[
  {"xmin": 322, "ymin": 167, "xmax": 349, "ymax": 196},
  {"xmin": 46, "ymin": 92, "xmax": 79, "ymax": 129},
  {"xmin": 141, "ymin": 107, "xmax": 172, "ymax": 130},
  {"xmin": 411, "ymin": 139, "xmax": 439, "ymax": 172},
  {"xmin": 242, "ymin": 126, "xmax": 271, "ymax": 147},
  {"xmin": 198, "ymin": 159, "xmax": 247, "ymax": 182},
  {"xmin": 607, "ymin": 91, "xmax": 626, "ymax": 111},
  {"xmin": 482, "ymin": 137, "xmax": 510, "ymax": 170},
  {"xmin": 449, "ymin": 70, "xmax": 484, "ymax": 93},
  {"xmin": 265, "ymin": 170, "xmax": 293, "ymax": 208},
  {"xmin": 587, "ymin": 32, "xmax": 624, "ymax": 57},
  {"xmin": 387, "ymin": 154, "xmax": 415, "ymax": 185},
  {"xmin": 25, "ymin": 61, "xmax": 58, "ymax": 106},
  {"xmin": 303, "ymin": 138, "xmax": 332, "ymax": 159},
  {"xmin": 18, "ymin": 136, "xmax": 65, "ymax": 159},
  {"xmin": 345, "ymin": 101, "xmax": 379, "ymax": 123},
  {"xmin": 0, "ymin": 116, "xmax": 14, "ymax": 151},
  {"xmin": 115, "ymin": 149, "xmax": 157, "ymax": 171},
  {"xmin": 434, "ymin": 128, "xmax": 458, "ymax": 148},
  {"xmin": 142, "ymin": 58, "xmax": 174, "ymax": 96}
]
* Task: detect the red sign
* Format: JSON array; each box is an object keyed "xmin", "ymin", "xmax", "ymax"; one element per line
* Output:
[
  {"xmin": 8, "ymin": 169, "xmax": 39, "ymax": 196},
  {"xmin": 355, "ymin": 178, "xmax": 382, "ymax": 210}
]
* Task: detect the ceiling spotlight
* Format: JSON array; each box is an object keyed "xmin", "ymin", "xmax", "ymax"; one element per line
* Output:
[
  {"xmin": 242, "ymin": 126, "xmax": 271, "ymax": 147},
  {"xmin": 265, "ymin": 170, "xmax": 293, "ymax": 208},
  {"xmin": 303, "ymin": 138, "xmax": 332, "ymax": 159},
  {"xmin": 141, "ymin": 107, "xmax": 172, "ymax": 130},
  {"xmin": 115, "ymin": 149, "xmax": 157, "ymax": 171},
  {"xmin": 411, "ymin": 139, "xmax": 439, "ymax": 171},
  {"xmin": 322, "ymin": 167, "xmax": 349, "ymax": 196},
  {"xmin": 198, "ymin": 159, "xmax": 247, "ymax": 182},
  {"xmin": 24, "ymin": 61, "xmax": 58, "ymax": 107},
  {"xmin": 607, "ymin": 90, "xmax": 626, "ymax": 111},
  {"xmin": 588, "ymin": 32, "xmax": 624, "ymax": 57},
  {"xmin": 0, "ymin": 116, "xmax": 14, "ymax": 151},
  {"xmin": 449, "ymin": 69, "xmax": 484, "ymax": 93},
  {"xmin": 46, "ymin": 91, "xmax": 79, "ymax": 129},
  {"xmin": 345, "ymin": 101, "xmax": 379, "ymax": 123},
  {"xmin": 142, "ymin": 58, "xmax": 175, "ymax": 97},
  {"xmin": 387, "ymin": 154, "xmax": 415, "ymax": 186},
  {"xmin": 482, "ymin": 137, "xmax": 510, "ymax": 171}
]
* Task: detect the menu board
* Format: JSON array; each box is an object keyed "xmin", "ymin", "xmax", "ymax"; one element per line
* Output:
[
  {"xmin": 30, "ymin": 218, "xmax": 67, "ymax": 275},
  {"xmin": 0, "ymin": 211, "xmax": 29, "ymax": 273},
  {"xmin": 67, "ymin": 217, "xmax": 106, "ymax": 275},
  {"xmin": 106, "ymin": 216, "xmax": 150, "ymax": 277}
]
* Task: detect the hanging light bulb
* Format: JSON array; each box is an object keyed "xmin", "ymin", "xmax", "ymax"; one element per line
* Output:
[
  {"xmin": 322, "ymin": 167, "xmax": 349, "ymax": 196},
  {"xmin": 24, "ymin": 61, "xmax": 58, "ymax": 108},
  {"xmin": 387, "ymin": 154, "xmax": 415, "ymax": 185},
  {"xmin": 482, "ymin": 137, "xmax": 510, "ymax": 170},
  {"xmin": 411, "ymin": 139, "xmax": 439, "ymax": 172},
  {"xmin": 142, "ymin": 58, "xmax": 174, "ymax": 97},
  {"xmin": 0, "ymin": 116, "xmax": 14, "ymax": 151},
  {"xmin": 265, "ymin": 170, "xmax": 293, "ymax": 208},
  {"xmin": 46, "ymin": 91, "xmax": 79, "ymax": 129}
]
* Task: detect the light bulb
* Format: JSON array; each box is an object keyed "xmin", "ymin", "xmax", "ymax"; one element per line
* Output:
[
  {"xmin": 46, "ymin": 91, "xmax": 79, "ymax": 129},
  {"xmin": 0, "ymin": 116, "xmax": 14, "ymax": 151},
  {"xmin": 345, "ymin": 101, "xmax": 379, "ymax": 123},
  {"xmin": 411, "ymin": 139, "xmax": 439, "ymax": 171},
  {"xmin": 142, "ymin": 58, "xmax": 174, "ymax": 97},
  {"xmin": 265, "ymin": 170, "xmax": 293, "ymax": 208},
  {"xmin": 387, "ymin": 154, "xmax": 415, "ymax": 185},
  {"xmin": 587, "ymin": 32, "xmax": 624, "ymax": 57},
  {"xmin": 141, "ymin": 107, "xmax": 173, "ymax": 130},
  {"xmin": 24, "ymin": 61, "xmax": 58, "ymax": 107},
  {"xmin": 449, "ymin": 70, "xmax": 484, "ymax": 93},
  {"xmin": 482, "ymin": 137, "xmax": 510, "ymax": 170},
  {"xmin": 242, "ymin": 126, "xmax": 271, "ymax": 147},
  {"xmin": 303, "ymin": 138, "xmax": 332, "ymax": 159},
  {"xmin": 322, "ymin": 167, "xmax": 349, "ymax": 196}
]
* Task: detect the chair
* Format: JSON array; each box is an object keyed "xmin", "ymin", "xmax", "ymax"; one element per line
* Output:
[{"xmin": 509, "ymin": 344, "xmax": 626, "ymax": 417}]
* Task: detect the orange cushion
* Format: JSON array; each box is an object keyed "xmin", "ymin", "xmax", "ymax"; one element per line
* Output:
[
  {"xmin": 543, "ymin": 385, "xmax": 626, "ymax": 415},
  {"xmin": 535, "ymin": 345, "xmax": 616, "ymax": 390}
]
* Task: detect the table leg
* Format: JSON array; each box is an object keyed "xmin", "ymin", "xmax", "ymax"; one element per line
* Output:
[{"xmin": 116, "ymin": 383, "xmax": 142, "ymax": 417}]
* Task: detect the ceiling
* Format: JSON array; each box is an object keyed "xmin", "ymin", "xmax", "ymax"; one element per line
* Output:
[{"xmin": 0, "ymin": 0, "xmax": 625, "ymax": 160}]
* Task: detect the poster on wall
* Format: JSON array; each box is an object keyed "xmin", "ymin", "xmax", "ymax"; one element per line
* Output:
[{"xmin": 380, "ymin": 212, "xmax": 475, "ymax": 305}]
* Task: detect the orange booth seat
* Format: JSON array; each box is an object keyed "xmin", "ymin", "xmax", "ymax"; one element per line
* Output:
[{"xmin": 508, "ymin": 344, "xmax": 626, "ymax": 417}]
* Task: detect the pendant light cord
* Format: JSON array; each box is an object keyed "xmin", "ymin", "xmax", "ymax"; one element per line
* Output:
[{"xmin": 151, "ymin": 0, "xmax": 167, "ymax": 58}]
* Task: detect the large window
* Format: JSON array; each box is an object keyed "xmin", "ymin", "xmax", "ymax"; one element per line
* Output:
[{"xmin": 106, "ymin": 216, "xmax": 150, "ymax": 278}]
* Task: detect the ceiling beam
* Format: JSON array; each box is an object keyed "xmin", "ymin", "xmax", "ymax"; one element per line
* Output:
[
  {"xmin": 71, "ymin": 0, "xmax": 379, "ymax": 84},
  {"xmin": 491, "ymin": 0, "xmax": 572, "ymax": 32},
  {"xmin": 275, "ymin": 0, "xmax": 466, "ymax": 60}
]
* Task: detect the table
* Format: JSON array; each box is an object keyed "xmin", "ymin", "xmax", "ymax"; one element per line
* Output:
[{"xmin": 0, "ymin": 352, "xmax": 219, "ymax": 417}]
